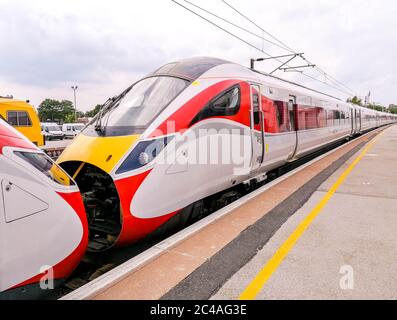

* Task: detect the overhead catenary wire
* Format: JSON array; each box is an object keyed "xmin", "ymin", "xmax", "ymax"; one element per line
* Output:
[
  {"xmin": 171, "ymin": 0, "xmax": 355, "ymax": 97},
  {"xmin": 220, "ymin": 0, "xmax": 296, "ymax": 54},
  {"xmin": 171, "ymin": 0, "xmax": 276, "ymax": 60},
  {"xmin": 300, "ymin": 72, "xmax": 353, "ymax": 97},
  {"xmin": 300, "ymin": 54, "xmax": 357, "ymax": 94},
  {"xmin": 182, "ymin": 0, "xmax": 295, "ymax": 54},
  {"xmin": 200, "ymin": 3, "xmax": 347, "ymax": 95},
  {"xmin": 172, "ymin": 0, "xmax": 309, "ymax": 77},
  {"xmin": 221, "ymin": 0, "xmax": 357, "ymax": 97}
]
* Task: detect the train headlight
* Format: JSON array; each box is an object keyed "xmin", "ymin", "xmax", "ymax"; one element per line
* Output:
[
  {"xmin": 116, "ymin": 135, "xmax": 175, "ymax": 174},
  {"xmin": 138, "ymin": 152, "xmax": 150, "ymax": 166}
]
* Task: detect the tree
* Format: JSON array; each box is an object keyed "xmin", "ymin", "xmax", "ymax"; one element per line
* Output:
[
  {"xmin": 38, "ymin": 99, "xmax": 76, "ymax": 123},
  {"xmin": 85, "ymin": 104, "xmax": 102, "ymax": 118},
  {"xmin": 367, "ymin": 103, "xmax": 385, "ymax": 112},
  {"xmin": 347, "ymin": 96, "xmax": 363, "ymax": 106},
  {"xmin": 389, "ymin": 104, "xmax": 397, "ymax": 115},
  {"xmin": 64, "ymin": 113, "xmax": 76, "ymax": 123}
]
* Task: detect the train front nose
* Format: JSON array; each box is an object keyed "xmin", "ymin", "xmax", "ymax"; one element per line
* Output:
[{"xmin": 58, "ymin": 133, "xmax": 140, "ymax": 252}]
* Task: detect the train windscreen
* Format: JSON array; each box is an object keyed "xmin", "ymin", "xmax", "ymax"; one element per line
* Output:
[{"xmin": 84, "ymin": 76, "xmax": 189, "ymax": 136}]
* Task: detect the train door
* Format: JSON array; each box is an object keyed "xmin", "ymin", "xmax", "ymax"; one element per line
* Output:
[
  {"xmin": 249, "ymin": 84, "xmax": 265, "ymax": 172},
  {"xmin": 351, "ymin": 109, "xmax": 355, "ymax": 135},
  {"xmin": 356, "ymin": 109, "xmax": 362, "ymax": 132},
  {"xmin": 288, "ymin": 95, "xmax": 298, "ymax": 160}
]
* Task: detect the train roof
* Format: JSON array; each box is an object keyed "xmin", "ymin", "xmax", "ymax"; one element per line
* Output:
[
  {"xmin": 150, "ymin": 56, "xmax": 230, "ymax": 81},
  {"xmin": 0, "ymin": 98, "xmax": 35, "ymax": 111}
]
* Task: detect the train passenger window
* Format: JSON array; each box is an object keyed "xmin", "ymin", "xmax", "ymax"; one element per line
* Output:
[
  {"xmin": 191, "ymin": 85, "xmax": 241, "ymax": 125},
  {"xmin": 318, "ymin": 108, "xmax": 327, "ymax": 128},
  {"xmin": 341, "ymin": 112, "xmax": 346, "ymax": 124},
  {"xmin": 334, "ymin": 110, "xmax": 341, "ymax": 125},
  {"xmin": 274, "ymin": 101, "xmax": 290, "ymax": 133},
  {"xmin": 308, "ymin": 107, "xmax": 319, "ymax": 129},
  {"xmin": 327, "ymin": 110, "xmax": 334, "ymax": 126}
]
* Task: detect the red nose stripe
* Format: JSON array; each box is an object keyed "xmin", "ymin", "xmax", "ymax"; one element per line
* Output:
[
  {"xmin": 0, "ymin": 135, "xmax": 36, "ymax": 154},
  {"xmin": 115, "ymin": 170, "xmax": 180, "ymax": 246},
  {"xmin": 150, "ymin": 80, "xmax": 244, "ymax": 137}
]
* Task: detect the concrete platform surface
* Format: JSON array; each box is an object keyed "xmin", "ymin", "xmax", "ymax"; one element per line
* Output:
[{"xmin": 212, "ymin": 125, "xmax": 397, "ymax": 300}]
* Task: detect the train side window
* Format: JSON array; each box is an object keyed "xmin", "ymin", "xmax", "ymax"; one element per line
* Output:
[
  {"xmin": 334, "ymin": 110, "xmax": 340, "ymax": 125},
  {"xmin": 341, "ymin": 111, "xmax": 346, "ymax": 124},
  {"xmin": 253, "ymin": 92, "xmax": 260, "ymax": 125},
  {"xmin": 6, "ymin": 111, "xmax": 32, "ymax": 126},
  {"xmin": 7, "ymin": 111, "xmax": 18, "ymax": 126},
  {"xmin": 318, "ymin": 108, "xmax": 326, "ymax": 128},
  {"xmin": 18, "ymin": 112, "xmax": 31, "ymax": 126},
  {"xmin": 191, "ymin": 85, "xmax": 241, "ymax": 125},
  {"xmin": 327, "ymin": 110, "xmax": 334, "ymax": 126},
  {"xmin": 288, "ymin": 100, "xmax": 295, "ymax": 131},
  {"xmin": 213, "ymin": 87, "xmax": 240, "ymax": 114},
  {"xmin": 306, "ymin": 107, "xmax": 318, "ymax": 129},
  {"xmin": 274, "ymin": 101, "xmax": 290, "ymax": 133}
]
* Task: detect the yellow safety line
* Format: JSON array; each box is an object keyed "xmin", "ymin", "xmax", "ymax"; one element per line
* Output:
[
  {"xmin": 72, "ymin": 162, "xmax": 85, "ymax": 180},
  {"xmin": 239, "ymin": 131, "xmax": 385, "ymax": 300}
]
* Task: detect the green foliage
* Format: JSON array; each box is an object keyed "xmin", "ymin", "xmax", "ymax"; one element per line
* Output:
[
  {"xmin": 389, "ymin": 104, "xmax": 397, "ymax": 115},
  {"xmin": 38, "ymin": 99, "xmax": 75, "ymax": 123},
  {"xmin": 347, "ymin": 96, "xmax": 363, "ymax": 106},
  {"xmin": 64, "ymin": 113, "xmax": 76, "ymax": 123},
  {"xmin": 85, "ymin": 104, "xmax": 102, "ymax": 118},
  {"xmin": 367, "ymin": 103, "xmax": 385, "ymax": 112},
  {"xmin": 347, "ymin": 96, "xmax": 397, "ymax": 114}
]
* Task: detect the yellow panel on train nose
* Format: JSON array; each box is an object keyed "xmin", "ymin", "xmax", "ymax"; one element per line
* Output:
[{"xmin": 57, "ymin": 134, "xmax": 140, "ymax": 174}]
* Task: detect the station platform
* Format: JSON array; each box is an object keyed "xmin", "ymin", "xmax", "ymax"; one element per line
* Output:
[{"xmin": 63, "ymin": 125, "xmax": 397, "ymax": 300}]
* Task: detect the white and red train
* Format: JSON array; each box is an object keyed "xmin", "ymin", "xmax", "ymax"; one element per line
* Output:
[
  {"xmin": 55, "ymin": 57, "xmax": 397, "ymax": 252},
  {"xmin": 0, "ymin": 118, "xmax": 88, "ymax": 299}
]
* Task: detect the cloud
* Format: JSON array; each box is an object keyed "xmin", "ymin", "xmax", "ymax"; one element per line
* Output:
[{"xmin": 0, "ymin": 2, "xmax": 167, "ymax": 86}]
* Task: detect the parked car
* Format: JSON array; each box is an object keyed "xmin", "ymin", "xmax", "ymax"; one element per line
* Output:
[
  {"xmin": 41, "ymin": 123, "xmax": 65, "ymax": 141},
  {"xmin": 62, "ymin": 123, "xmax": 85, "ymax": 139}
]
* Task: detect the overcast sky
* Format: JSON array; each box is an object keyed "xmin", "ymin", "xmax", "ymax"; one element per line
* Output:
[{"xmin": 0, "ymin": 0, "xmax": 396, "ymax": 111}]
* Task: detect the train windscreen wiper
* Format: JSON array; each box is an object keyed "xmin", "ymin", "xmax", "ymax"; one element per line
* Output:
[
  {"xmin": 94, "ymin": 85, "xmax": 134, "ymax": 134},
  {"xmin": 94, "ymin": 98, "xmax": 115, "ymax": 134}
]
